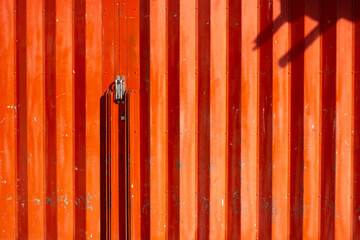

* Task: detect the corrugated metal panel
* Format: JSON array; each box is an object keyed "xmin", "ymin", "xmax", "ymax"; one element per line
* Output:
[{"xmin": 1, "ymin": 0, "xmax": 360, "ymax": 239}]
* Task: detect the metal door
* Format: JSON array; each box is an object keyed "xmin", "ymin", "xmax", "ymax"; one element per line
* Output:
[{"xmin": 100, "ymin": 89, "xmax": 128, "ymax": 239}]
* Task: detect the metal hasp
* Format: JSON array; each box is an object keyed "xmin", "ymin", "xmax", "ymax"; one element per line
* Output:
[{"xmin": 114, "ymin": 75, "xmax": 125, "ymax": 104}]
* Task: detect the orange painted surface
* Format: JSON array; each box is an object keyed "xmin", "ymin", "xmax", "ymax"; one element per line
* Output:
[
  {"xmin": 26, "ymin": 0, "xmax": 45, "ymax": 238},
  {"xmin": 303, "ymin": 0, "xmax": 321, "ymax": 239},
  {"xmin": 209, "ymin": 0, "xmax": 228, "ymax": 239},
  {"xmin": 55, "ymin": 0, "xmax": 74, "ymax": 238},
  {"xmin": 0, "ymin": 1, "xmax": 16, "ymax": 239},
  {"xmin": 240, "ymin": 0, "xmax": 258, "ymax": 238},
  {"xmin": 179, "ymin": 0, "xmax": 197, "ymax": 238},
  {"xmin": 149, "ymin": 0, "xmax": 168, "ymax": 239},
  {"xmin": 271, "ymin": 0, "xmax": 290, "ymax": 239},
  {"xmin": 1, "ymin": 0, "xmax": 360, "ymax": 239},
  {"xmin": 335, "ymin": 1, "xmax": 353, "ymax": 239}
]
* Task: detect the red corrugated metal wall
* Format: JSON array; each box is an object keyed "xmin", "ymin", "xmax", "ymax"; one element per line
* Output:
[{"xmin": 1, "ymin": 0, "xmax": 360, "ymax": 239}]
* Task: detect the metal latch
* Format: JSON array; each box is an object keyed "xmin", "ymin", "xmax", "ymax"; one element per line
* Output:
[{"xmin": 114, "ymin": 75, "xmax": 125, "ymax": 104}]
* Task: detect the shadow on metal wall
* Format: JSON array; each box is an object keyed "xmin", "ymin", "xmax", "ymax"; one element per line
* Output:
[
  {"xmin": 100, "ymin": 89, "xmax": 127, "ymax": 239},
  {"xmin": 254, "ymin": 0, "xmax": 359, "ymax": 67},
  {"xmin": 253, "ymin": 0, "xmax": 360, "ymax": 239}
]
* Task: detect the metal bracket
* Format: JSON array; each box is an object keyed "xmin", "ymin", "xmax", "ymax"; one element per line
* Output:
[{"xmin": 114, "ymin": 75, "xmax": 125, "ymax": 104}]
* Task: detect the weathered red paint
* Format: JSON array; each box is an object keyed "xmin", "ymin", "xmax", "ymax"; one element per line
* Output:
[{"xmin": 1, "ymin": 0, "xmax": 360, "ymax": 239}]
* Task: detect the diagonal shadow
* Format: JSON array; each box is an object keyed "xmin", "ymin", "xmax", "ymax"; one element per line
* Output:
[{"xmin": 253, "ymin": 0, "xmax": 358, "ymax": 67}]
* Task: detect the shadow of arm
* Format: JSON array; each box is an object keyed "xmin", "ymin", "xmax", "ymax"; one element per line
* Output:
[
  {"xmin": 253, "ymin": 15, "xmax": 284, "ymax": 50},
  {"xmin": 278, "ymin": 20, "xmax": 336, "ymax": 67}
]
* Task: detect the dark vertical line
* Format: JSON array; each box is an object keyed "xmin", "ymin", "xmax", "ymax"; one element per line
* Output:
[
  {"xmin": 117, "ymin": 0, "xmax": 127, "ymax": 237},
  {"xmin": 289, "ymin": 0, "xmax": 304, "ymax": 239},
  {"xmin": 227, "ymin": 0, "xmax": 241, "ymax": 238},
  {"xmin": 44, "ymin": 0, "xmax": 57, "ymax": 238},
  {"xmin": 108, "ymin": 93, "xmax": 112, "ymax": 239},
  {"xmin": 258, "ymin": 0, "xmax": 273, "ymax": 238},
  {"xmin": 140, "ymin": 0, "xmax": 151, "ymax": 238},
  {"xmin": 74, "ymin": 0, "xmax": 87, "ymax": 238},
  {"xmin": 167, "ymin": 0, "xmax": 180, "ymax": 238},
  {"xmin": 107, "ymin": 93, "xmax": 112, "ymax": 239},
  {"xmin": 106, "ymin": 93, "xmax": 110, "ymax": 239},
  {"xmin": 353, "ymin": 0, "xmax": 360, "ymax": 239},
  {"xmin": 71, "ymin": 0, "xmax": 76, "ymax": 236},
  {"xmin": 321, "ymin": 0, "xmax": 336, "ymax": 239},
  {"xmin": 42, "ymin": 0, "xmax": 46, "ymax": 236},
  {"xmin": 197, "ymin": 0, "xmax": 210, "ymax": 239},
  {"xmin": 15, "ymin": 0, "xmax": 28, "ymax": 238},
  {"xmin": 13, "ymin": 0, "xmax": 18, "ymax": 238},
  {"xmin": 118, "ymin": 94, "xmax": 127, "ymax": 238},
  {"xmin": 100, "ymin": 93, "xmax": 107, "ymax": 239}
]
